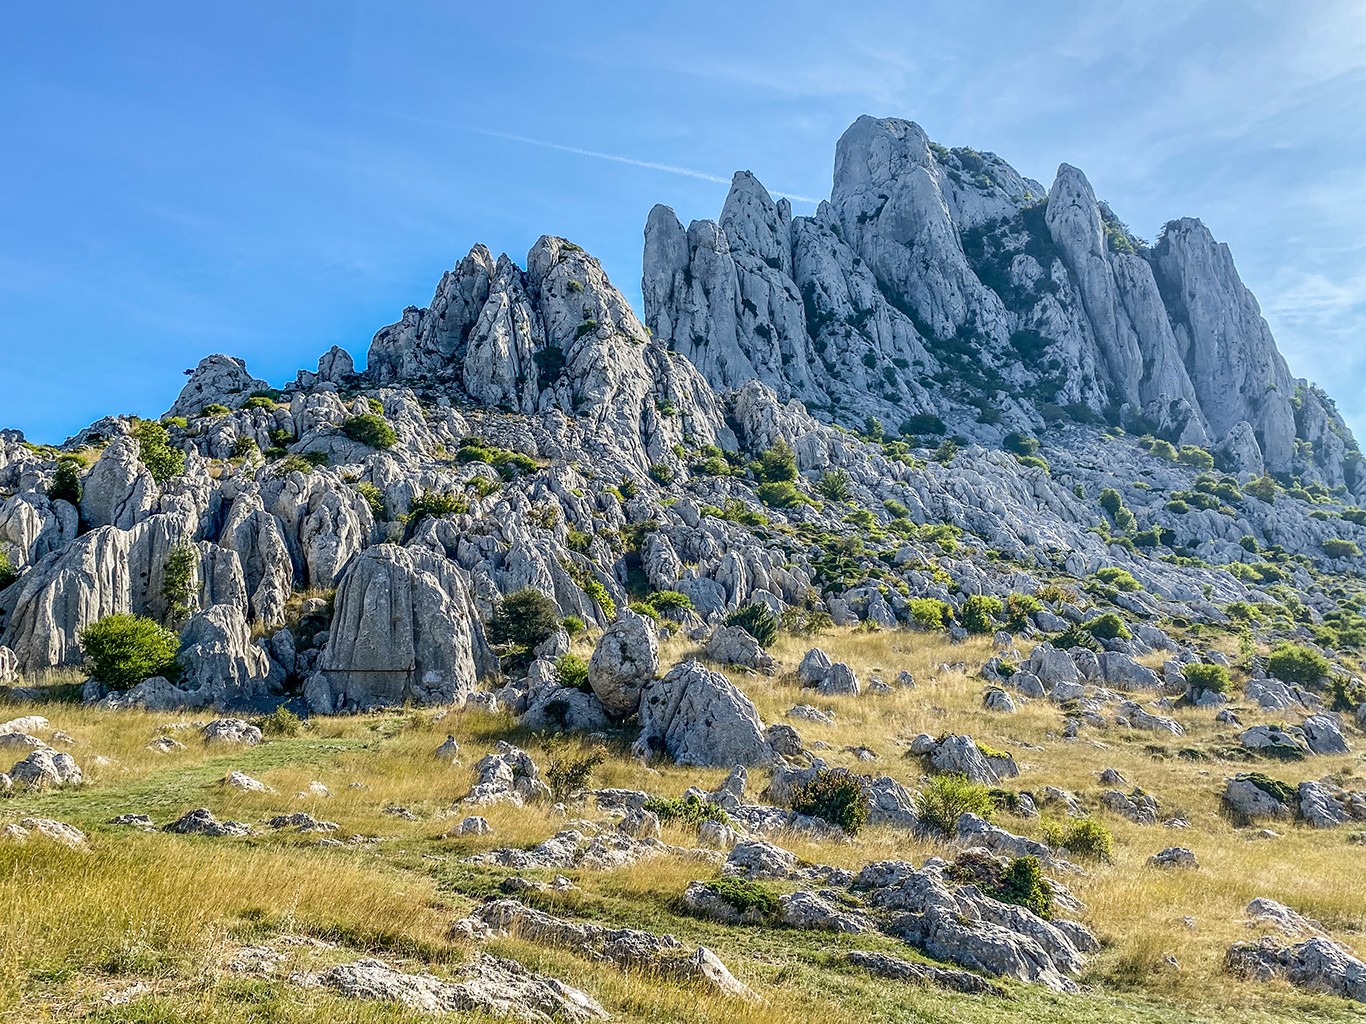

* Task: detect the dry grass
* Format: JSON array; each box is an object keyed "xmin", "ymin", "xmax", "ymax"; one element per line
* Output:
[{"xmin": 1, "ymin": 624, "xmax": 1364, "ymax": 1021}]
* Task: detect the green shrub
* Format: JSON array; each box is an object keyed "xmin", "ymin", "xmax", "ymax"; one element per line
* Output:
[
  {"xmin": 647, "ymin": 462, "xmax": 676, "ymax": 485},
  {"xmin": 1053, "ymin": 623, "xmax": 1099, "ymax": 651},
  {"xmin": 341, "ymin": 414, "xmax": 397, "ymax": 449},
  {"xmin": 916, "ymin": 774, "xmax": 995, "ymax": 834},
  {"xmin": 649, "ymin": 590, "xmax": 693, "ymax": 613},
  {"xmin": 814, "ymin": 469, "xmax": 853, "ymax": 502},
  {"xmin": 130, "ymin": 420, "xmax": 185, "ymax": 484},
  {"xmin": 200, "ymin": 403, "xmax": 230, "ymax": 417},
  {"xmin": 756, "ymin": 480, "xmax": 812, "ymax": 508},
  {"xmin": 1083, "ymin": 612, "xmax": 1131, "ymax": 641},
  {"xmin": 355, "ymin": 482, "xmax": 386, "ymax": 520},
  {"xmin": 407, "ymin": 492, "xmax": 467, "ymax": 525},
  {"xmin": 1182, "ymin": 662, "xmax": 1230, "ymax": 695},
  {"xmin": 0, "ymin": 549, "xmax": 15, "ymax": 591},
  {"xmin": 703, "ymin": 877, "xmax": 779, "ymax": 917},
  {"xmin": 1004, "ymin": 593, "xmax": 1043, "ymax": 632},
  {"xmin": 1093, "ymin": 566, "xmax": 1142, "ymax": 592},
  {"xmin": 229, "ymin": 436, "xmax": 259, "ymax": 459},
  {"xmin": 961, "ymin": 594, "xmax": 1003, "ymax": 635},
  {"xmin": 777, "ymin": 606, "xmax": 834, "ymax": 637},
  {"xmin": 49, "ymin": 460, "xmax": 83, "ymax": 505},
  {"xmin": 487, "ymin": 589, "xmax": 561, "ymax": 650},
  {"xmin": 1266, "ymin": 642, "xmax": 1330, "ymax": 686},
  {"xmin": 900, "ymin": 414, "xmax": 946, "ymax": 436},
  {"xmin": 909, "ymin": 597, "xmax": 953, "ymax": 631},
  {"xmin": 628, "ymin": 601, "xmax": 660, "ymax": 622},
  {"xmin": 1322, "ymin": 538, "xmax": 1362, "ymax": 559},
  {"xmin": 993, "ymin": 855, "xmax": 1053, "ymax": 918},
  {"xmin": 1003, "ymin": 433, "xmax": 1039, "ymax": 457},
  {"xmin": 882, "ymin": 498, "xmax": 910, "ymax": 520},
  {"xmin": 1041, "ymin": 816, "xmax": 1113, "ymax": 862},
  {"xmin": 561, "ymin": 615, "xmax": 586, "ymax": 637},
  {"xmin": 1015, "ymin": 454, "xmax": 1050, "ymax": 473},
  {"xmin": 78, "ymin": 613, "xmax": 180, "ymax": 689},
  {"xmin": 545, "ymin": 752, "xmax": 604, "ymax": 799},
  {"xmin": 257, "ymin": 706, "xmax": 302, "ymax": 737},
  {"xmin": 790, "ymin": 770, "xmax": 868, "ymax": 835},
  {"xmin": 642, "ymin": 793, "xmax": 729, "ymax": 826},
  {"xmin": 554, "ymin": 652, "xmax": 590, "ymax": 691},
  {"xmin": 934, "ymin": 439, "xmax": 959, "ymax": 464},
  {"xmin": 161, "ymin": 544, "xmax": 198, "ymax": 628},
  {"xmin": 241, "ymin": 396, "xmax": 276, "ymax": 411},
  {"xmin": 725, "ymin": 603, "xmax": 778, "ymax": 647},
  {"xmin": 1177, "ymin": 445, "xmax": 1214, "ymax": 470},
  {"xmin": 1099, "ymin": 488, "xmax": 1124, "ymax": 517},
  {"xmin": 755, "ymin": 440, "xmax": 797, "ymax": 483},
  {"xmin": 1244, "ymin": 475, "xmax": 1279, "ymax": 502}
]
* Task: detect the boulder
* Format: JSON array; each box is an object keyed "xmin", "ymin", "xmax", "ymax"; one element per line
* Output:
[
  {"xmin": 587, "ymin": 611, "xmax": 659, "ymax": 717},
  {"xmin": 633, "ymin": 661, "xmax": 770, "ymax": 767},
  {"xmin": 7, "ymin": 748, "xmax": 81, "ymax": 788},
  {"xmin": 175, "ymin": 605, "xmax": 280, "ymax": 708},
  {"xmin": 704, "ymin": 626, "xmax": 775, "ymax": 674},
  {"xmin": 305, "ymin": 545, "xmax": 484, "ymax": 713},
  {"xmin": 817, "ymin": 662, "xmax": 859, "ymax": 696},
  {"xmin": 202, "ymin": 718, "xmax": 263, "ymax": 745},
  {"xmin": 1147, "ymin": 846, "xmax": 1198, "ymax": 869}
]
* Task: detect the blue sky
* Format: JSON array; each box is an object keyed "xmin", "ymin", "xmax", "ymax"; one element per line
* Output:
[{"xmin": 3, "ymin": 2, "xmax": 1364, "ymax": 443}]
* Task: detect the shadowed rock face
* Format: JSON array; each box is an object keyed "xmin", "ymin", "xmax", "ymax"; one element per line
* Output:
[{"xmin": 642, "ymin": 115, "xmax": 1359, "ymax": 492}]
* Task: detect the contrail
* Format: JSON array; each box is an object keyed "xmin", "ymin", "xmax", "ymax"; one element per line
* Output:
[
  {"xmin": 378, "ymin": 110, "xmax": 824, "ymax": 205},
  {"xmin": 457, "ymin": 125, "xmax": 825, "ymax": 205}
]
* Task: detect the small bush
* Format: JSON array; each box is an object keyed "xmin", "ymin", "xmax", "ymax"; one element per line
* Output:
[
  {"xmin": 49, "ymin": 460, "xmax": 83, "ymax": 505},
  {"xmin": 909, "ymin": 597, "xmax": 953, "ymax": 631},
  {"xmin": 1182, "ymin": 662, "xmax": 1230, "ymax": 695},
  {"xmin": 756, "ymin": 480, "xmax": 812, "ymax": 508},
  {"xmin": 814, "ymin": 469, "xmax": 853, "ymax": 502},
  {"xmin": 355, "ymin": 482, "xmax": 386, "ymax": 520},
  {"xmin": 900, "ymin": 414, "xmax": 946, "ymax": 436},
  {"xmin": 647, "ymin": 462, "xmax": 676, "ymax": 485},
  {"xmin": 161, "ymin": 543, "xmax": 198, "ymax": 628},
  {"xmin": 130, "ymin": 420, "xmax": 185, "ymax": 484},
  {"xmin": 755, "ymin": 440, "xmax": 798, "ymax": 483},
  {"xmin": 545, "ymin": 752, "xmax": 604, "ymax": 799},
  {"xmin": 1323, "ymin": 538, "xmax": 1362, "ymax": 559},
  {"xmin": 1042, "ymin": 817, "xmax": 1113, "ymax": 862},
  {"xmin": 1266, "ymin": 642, "xmax": 1330, "ymax": 686},
  {"xmin": 1004, "ymin": 593, "xmax": 1043, "ymax": 632},
  {"xmin": 78, "ymin": 613, "xmax": 180, "ymax": 689},
  {"xmin": 341, "ymin": 414, "xmax": 397, "ymax": 449},
  {"xmin": 1083, "ymin": 612, "xmax": 1131, "ymax": 641},
  {"xmin": 555, "ymin": 653, "xmax": 589, "ymax": 691},
  {"xmin": 200, "ymin": 403, "xmax": 230, "ymax": 417},
  {"xmin": 1099, "ymin": 488, "xmax": 1124, "ymax": 518},
  {"xmin": 0, "ymin": 549, "xmax": 16, "ymax": 591},
  {"xmin": 407, "ymin": 492, "xmax": 468, "ymax": 525},
  {"xmin": 961, "ymin": 595, "xmax": 1003, "ymax": 635},
  {"xmin": 934, "ymin": 439, "xmax": 959, "ymax": 464},
  {"xmin": 561, "ymin": 615, "xmax": 586, "ymax": 637},
  {"xmin": 642, "ymin": 793, "xmax": 728, "ymax": 826},
  {"xmin": 1244, "ymin": 475, "xmax": 1279, "ymax": 502},
  {"xmin": 649, "ymin": 590, "xmax": 693, "ymax": 613},
  {"xmin": 487, "ymin": 589, "xmax": 561, "ymax": 650},
  {"xmin": 992, "ymin": 855, "xmax": 1053, "ymax": 918},
  {"xmin": 1003, "ymin": 433, "xmax": 1039, "ymax": 457},
  {"xmin": 257, "ymin": 706, "xmax": 302, "ymax": 737},
  {"xmin": 725, "ymin": 603, "xmax": 778, "ymax": 647},
  {"xmin": 704, "ymin": 877, "xmax": 779, "ymax": 917},
  {"xmin": 241, "ymin": 396, "xmax": 276, "ymax": 411},
  {"xmin": 229, "ymin": 436, "xmax": 259, "ymax": 459},
  {"xmin": 790, "ymin": 770, "xmax": 868, "ymax": 835},
  {"xmin": 777, "ymin": 606, "xmax": 834, "ymax": 636},
  {"xmin": 1093, "ymin": 566, "xmax": 1142, "ymax": 592},
  {"xmin": 916, "ymin": 773, "xmax": 994, "ymax": 834},
  {"xmin": 1177, "ymin": 445, "xmax": 1214, "ymax": 470}
]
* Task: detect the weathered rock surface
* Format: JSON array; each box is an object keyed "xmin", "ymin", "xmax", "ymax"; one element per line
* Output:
[
  {"xmin": 587, "ymin": 611, "xmax": 658, "ymax": 717},
  {"xmin": 633, "ymin": 661, "xmax": 770, "ymax": 767}
]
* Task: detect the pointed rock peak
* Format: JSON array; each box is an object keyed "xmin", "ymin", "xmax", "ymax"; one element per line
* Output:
[
  {"xmin": 646, "ymin": 203, "xmax": 684, "ymax": 234},
  {"xmin": 167, "ymin": 354, "xmax": 268, "ymax": 419},
  {"xmin": 459, "ymin": 243, "xmax": 497, "ymax": 274},
  {"xmin": 834, "ymin": 115, "xmax": 933, "ymax": 199},
  {"xmin": 1050, "ymin": 163, "xmax": 1097, "ymax": 204},
  {"xmin": 720, "ymin": 170, "xmax": 790, "ymax": 266}
]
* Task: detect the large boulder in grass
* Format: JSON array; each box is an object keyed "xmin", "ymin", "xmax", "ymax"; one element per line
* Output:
[
  {"xmin": 632, "ymin": 661, "xmax": 770, "ymax": 767},
  {"xmin": 305, "ymin": 545, "xmax": 485, "ymax": 713},
  {"xmin": 587, "ymin": 611, "xmax": 658, "ymax": 717},
  {"xmin": 705, "ymin": 626, "xmax": 775, "ymax": 674}
]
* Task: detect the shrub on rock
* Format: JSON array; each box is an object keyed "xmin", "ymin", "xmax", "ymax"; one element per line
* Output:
[
  {"xmin": 790, "ymin": 769, "xmax": 868, "ymax": 835},
  {"xmin": 916, "ymin": 773, "xmax": 994, "ymax": 835},
  {"xmin": 78, "ymin": 613, "xmax": 179, "ymax": 689},
  {"xmin": 724, "ymin": 603, "xmax": 778, "ymax": 648},
  {"xmin": 487, "ymin": 589, "xmax": 561, "ymax": 651},
  {"xmin": 340, "ymin": 413, "xmax": 397, "ymax": 449}
]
